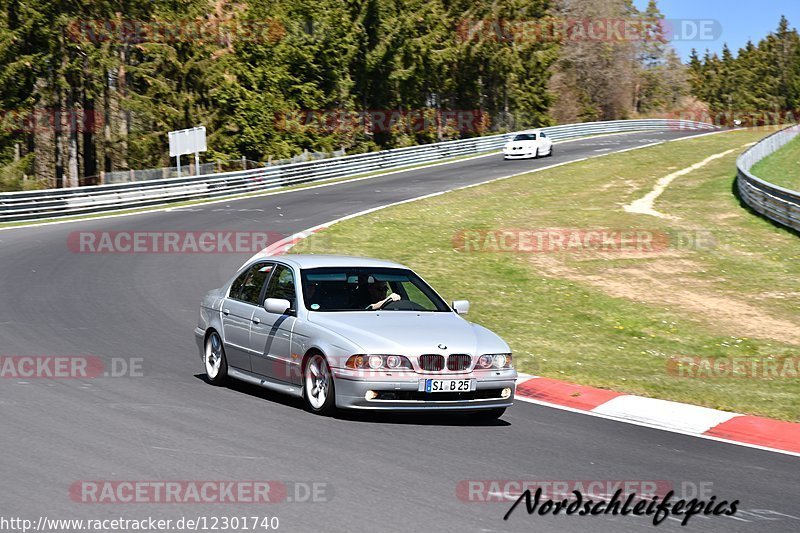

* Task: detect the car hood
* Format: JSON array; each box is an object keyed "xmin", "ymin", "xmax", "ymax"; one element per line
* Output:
[{"xmin": 307, "ymin": 311, "xmax": 509, "ymax": 355}]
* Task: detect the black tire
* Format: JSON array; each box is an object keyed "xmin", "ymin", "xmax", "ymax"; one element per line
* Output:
[
  {"xmin": 303, "ymin": 353, "xmax": 337, "ymax": 416},
  {"xmin": 204, "ymin": 331, "xmax": 228, "ymax": 385},
  {"xmin": 548, "ymin": 146, "xmax": 554, "ymax": 157},
  {"xmin": 533, "ymin": 148, "xmax": 539, "ymax": 159},
  {"xmin": 474, "ymin": 407, "xmax": 506, "ymax": 421}
]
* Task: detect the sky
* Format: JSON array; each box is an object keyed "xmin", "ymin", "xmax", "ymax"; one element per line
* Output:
[{"xmin": 633, "ymin": 0, "xmax": 800, "ymax": 61}]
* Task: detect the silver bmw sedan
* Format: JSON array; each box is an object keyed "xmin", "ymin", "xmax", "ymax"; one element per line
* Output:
[{"xmin": 195, "ymin": 255, "xmax": 516, "ymax": 418}]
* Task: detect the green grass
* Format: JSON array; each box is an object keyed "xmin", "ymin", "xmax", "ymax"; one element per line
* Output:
[
  {"xmin": 751, "ymin": 134, "xmax": 800, "ymax": 191},
  {"xmin": 292, "ymin": 128, "xmax": 800, "ymax": 421}
]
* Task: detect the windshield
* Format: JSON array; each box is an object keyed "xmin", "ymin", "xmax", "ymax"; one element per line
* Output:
[
  {"xmin": 513, "ymin": 133, "xmax": 537, "ymax": 141},
  {"xmin": 300, "ymin": 267, "xmax": 450, "ymax": 312}
]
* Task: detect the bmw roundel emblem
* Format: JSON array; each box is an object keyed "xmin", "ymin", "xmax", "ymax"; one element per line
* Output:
[{"xmin": 438, "ymin": 343, "xmax": 447, "ymax": 350}]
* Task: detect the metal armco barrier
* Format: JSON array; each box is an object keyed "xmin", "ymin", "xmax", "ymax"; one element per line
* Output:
[
  {"xmin": 736, "ymin": 125, "xmax": 800, "ymax": 232},
  {"xmin": 0, "ymin": 119, "xmax": 715, "ymax": 223}
]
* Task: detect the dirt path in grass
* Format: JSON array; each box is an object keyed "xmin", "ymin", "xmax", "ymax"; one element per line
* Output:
[
  {"xmin": 599, "ymin": 142, "xmax": 800, "ymax": 342},
  {"xmin": 623, "ymin": 146, "xmax": 747, "ymax": 218},
  {"xmin": 527, "ymin": 255, "xmax": 800, "ymax": 345}
]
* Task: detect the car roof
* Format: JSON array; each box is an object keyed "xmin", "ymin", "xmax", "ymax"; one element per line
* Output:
[
  {"xmin": 514, "ymin": 129, "xmax": 542, "ymax": 134},
  {"xmin": 257, "ymin": 254, "xmax": 409, "ymax": 270}
]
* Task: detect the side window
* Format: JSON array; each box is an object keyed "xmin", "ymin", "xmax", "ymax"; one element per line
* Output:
[
  {"xmin": 229, "ymin": 270, "xmax": 250, "ymax": 301},
  {"xmin": 265, "ymin": 264, "xmax": 296, "ymax": 309},
  {"xmin": 540, "ymin": 132, "xmax": 547, "ymax": 138},
  {"xmin": 230, "ymin": 263, "xmax": 274, "ymax": 304}
]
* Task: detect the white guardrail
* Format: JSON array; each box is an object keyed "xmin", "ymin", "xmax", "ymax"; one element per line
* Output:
[
  {"xmin": 0, "ymin": 119, "xmax": 715, "ymax": 223},
  {"xmin": 736, "ymin": 125, "xmax": 800, "ymax": 232}
]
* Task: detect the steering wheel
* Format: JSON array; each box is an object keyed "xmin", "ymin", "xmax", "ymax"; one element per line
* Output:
[{"xmin": 380, "ymin": 299, "xmax": 427, "ymax": 311}]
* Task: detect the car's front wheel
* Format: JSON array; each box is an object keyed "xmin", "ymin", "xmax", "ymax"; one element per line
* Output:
[
  {"xmin": 304, "ymin": 354, "xmax": 336, "ymax": 415},
  {"xmin": 204, "ymin": 331, "xmax": 228, "ymax": 385}
]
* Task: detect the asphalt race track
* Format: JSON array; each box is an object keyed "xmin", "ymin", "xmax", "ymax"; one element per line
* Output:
[{"xmin": 1, "ymin": 130, "xmax": 798, "ymax": 533}]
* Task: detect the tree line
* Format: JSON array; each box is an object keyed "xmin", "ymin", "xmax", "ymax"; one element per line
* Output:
[
  {"xmin": 688, "ymin": 16, "xmax": 800, "ymax": 123},
  {"xmin": 0, "ymin": 0, "xmax": 791, "ymax": 190}
]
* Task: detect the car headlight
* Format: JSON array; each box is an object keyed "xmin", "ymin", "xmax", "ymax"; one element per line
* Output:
[
  {"xmin": 345, "ymin": 354, "xmax": 413, "ymax": 370},
  {"xmin": 477, "ymin": 354, "xmax": 494, "ymax": 369},
  {"xmin": 477, "ymin": 353, "xmax": 513, "ymax": 369}
]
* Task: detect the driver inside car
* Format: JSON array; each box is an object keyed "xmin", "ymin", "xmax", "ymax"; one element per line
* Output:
[{"xmin": 365, "ymin": 278, "xmax": 400, "ymax": 310}]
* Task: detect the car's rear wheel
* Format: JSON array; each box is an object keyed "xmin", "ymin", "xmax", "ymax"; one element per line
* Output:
[
  {"xmin": 205, "ymin": 331, "xmax": 228, "ymax": 385},
  {"xmin": 548, "ymin": 146, "xmax": 554, "ymax": 156},
  {"xmin": 474, "ymin": 407, "xmax": 506, "ymax": 421},
  {"xmin": 533, "ymin": 148, "xmax": 539, "ymax": 159},
  {"xmin": 304, "ymin": 354, "xmax": 336, "ymax": 415}
]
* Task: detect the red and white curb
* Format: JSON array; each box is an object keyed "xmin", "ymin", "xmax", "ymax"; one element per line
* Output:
[
  {"xmin": 514, "ymin": 374, "xmax": 800, "ymax": 457},
  {"xmin": 260, "ymin": 225, "xmax": 327, "ymax": 256}
]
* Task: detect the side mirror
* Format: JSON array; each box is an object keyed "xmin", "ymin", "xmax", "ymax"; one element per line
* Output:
[
  {"xmin": 452, "ymin": 300, "xmax": 470, "ymax": 315},
  {"xmin": 264, "ymin": 298, "xmax": 291, "ymax": 315}
]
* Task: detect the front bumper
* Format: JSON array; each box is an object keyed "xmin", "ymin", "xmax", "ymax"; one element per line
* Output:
[
  {"xmin": 332, "ymin": 368, "xmax": 517, "ymax": 411},
  {"xmin": 503, "ymin": 151, "xmax": 536, "ymax": 159}
]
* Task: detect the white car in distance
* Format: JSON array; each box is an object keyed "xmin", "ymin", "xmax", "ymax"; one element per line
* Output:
[{"xmin": 502, "ymin": 129, "xmax": 554, "ymax": 159}]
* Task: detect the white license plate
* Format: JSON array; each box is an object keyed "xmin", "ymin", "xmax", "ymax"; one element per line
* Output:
[{"xmin": 421, "ymin": 379, "xmax": 474, "ymax": 393}]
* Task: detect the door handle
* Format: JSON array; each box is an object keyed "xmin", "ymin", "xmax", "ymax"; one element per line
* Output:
[
  {"xmin": 222, "ymin": 309, "xmax": 230, "ymax": 316},
  {"xmin": 252, "ymin": 317, "xmax": 261, "ymax": 324}
]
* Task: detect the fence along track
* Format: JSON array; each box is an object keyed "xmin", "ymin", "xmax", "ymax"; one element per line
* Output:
[
  {"xmin": 0, "ymin": 119, "xmax": 714, "ymax": 223},
  {"xmin": 736, "ymin": 125, "xmax": 800, "ymax": 232}
]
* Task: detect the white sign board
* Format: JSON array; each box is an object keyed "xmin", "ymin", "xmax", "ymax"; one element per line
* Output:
[{"xmin": 169, "ymin": 126, "xmax": 207, "ymax": 157}]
